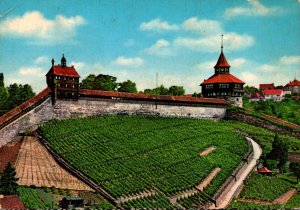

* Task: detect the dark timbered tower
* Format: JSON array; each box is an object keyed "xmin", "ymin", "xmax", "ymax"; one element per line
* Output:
[
  {"xmin": 46, "ymin": 54, "xmax": 80, "ymax": 102},
  {"xmin": 200, "ymin": 35, "xmax": 245, "ymax": 107}
]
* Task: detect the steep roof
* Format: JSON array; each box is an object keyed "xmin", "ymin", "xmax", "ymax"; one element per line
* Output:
[
  {"xmin": 257, "ymin": 167, "xmax": 272, "ymax": 173},
  {"xmin": 259, "ymin": 83, "xmax": 275, "ymax": 90},
  {"xmin": 200, "ymin": 73, "xmax": 245, "ymax": 85},
  {"xmin": 214, "ymin": 51, "xmax": 230, "ymax": 68},
  {"xmin": 250, "ymin": 93, "xmax": 264, "ymax": 99},
  {"xmin": 80, "ymin": 89, "xmax": 228, "ymax": 106},
  {"xmin": 263, "ymin": 89, "xmax": 283, "ymax": 95},
  {"xmin": 285, "ymin": 79, "xmax": 300, "ymax": 87},
  {"xmin": 46, "ymin": 65, "xmax": 80, "ymax": 78}
]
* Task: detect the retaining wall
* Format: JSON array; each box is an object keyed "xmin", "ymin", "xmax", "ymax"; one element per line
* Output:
[{"xmin": 0, "ymin": 96, "xmax": 226, "ymax": 147}]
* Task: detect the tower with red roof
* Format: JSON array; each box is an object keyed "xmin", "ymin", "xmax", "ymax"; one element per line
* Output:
[
  {"xmin": 200, "ymin": 35, "xmax": 245, "ymax": 107},
  {"xmin": 46, "ymin": 54, "xmax": 80, "ymax": 102}
]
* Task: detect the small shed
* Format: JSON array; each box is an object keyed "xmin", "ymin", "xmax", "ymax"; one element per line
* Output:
[
  {"xmin": 257, "ymin": 167, "xmax": 272, "ymax": 175},
  {"xmin": 61, "ymin": 196, "xmax": 84, "ymax": 209}
]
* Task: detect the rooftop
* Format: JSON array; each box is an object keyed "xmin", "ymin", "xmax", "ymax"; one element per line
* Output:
[{"xmin": 200, "ymin": 73, "xmax": 245, "ymax": 85}]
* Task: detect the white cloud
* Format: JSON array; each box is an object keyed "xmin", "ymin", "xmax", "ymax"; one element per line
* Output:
[
  {"xmin": 34, "ymin": 56, "xmax": 48, "ymax": 64},
  {"xmin": 230, "ymin": 58, "xmax": 247, "ymax": 68},
  {"xmin": 0, "ymin": 11, "xmax": 85, "ymax": 44},
  {"xmin": 114, "ymin": 56, "xmax": 144, "ymax": 66},
  {"xmin": 139, "ymin": 18, "xmax": 178, "ymax": 32},
  {"xmin": 144, "ymin": 39, "xmax": 174, "ymax": 57},
  {"xmin": 258, "ymin": 64, "xmax": 278, "ymax": 72},
  {"xmin": 174, "ymin": 33, "xmax": 254, "ymax": 52},
  {"xmin": 19, "ymin": 67, "xmax": 45, "ymax": 77},
  {"xmin": 70, "ymin": 61, "xmax": 86, "ymax": 70},
  {"xmin": 182, "ymin": 17, "xmax": 222, "ymax": 35},
  {"xmin": 240, "ymin": 71, "xmax": 259, "ymax": 83},
  {"xmin": 225, "ymin": 0, "xmax": 280, "ymax": 18},
  {"xmin": 279, "ymin": 55, "xmax": 300, "ymax": 65}
]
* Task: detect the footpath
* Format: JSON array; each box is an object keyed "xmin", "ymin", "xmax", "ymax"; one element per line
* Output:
[{"xmin": 209, "ymin": 137, "xmax": 262, "ymax": 209}]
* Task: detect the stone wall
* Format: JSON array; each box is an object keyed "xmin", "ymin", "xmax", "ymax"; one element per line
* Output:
[
  {"xmin": 0, "ymin": 97, "xmax": 226, "ymax": 147},
  {"xmin": 227, "ymin": 110, "xmax": 300, "ymax": 139}
]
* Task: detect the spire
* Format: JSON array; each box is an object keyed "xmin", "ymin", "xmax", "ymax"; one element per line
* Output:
[
  {"xmin": 61, "ymin": 53, "xmax": 66, "ymax": 68},
  {"xmin": 51, "ymin": 58, "xmax": 55, "ymax": 66},
  {"xmin": 221, "ymin": 34, "xmax": 224, "ymax": 52}
]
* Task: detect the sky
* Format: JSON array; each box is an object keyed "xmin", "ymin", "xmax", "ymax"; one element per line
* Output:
[{"xmin": 0, "ymin": 0, "xmax": 299, "ymax": 94}]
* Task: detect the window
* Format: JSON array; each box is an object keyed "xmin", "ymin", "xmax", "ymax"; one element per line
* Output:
[
  {"xmin": 234, "ymin": 84, "xmax": 241, "ymax": 89},
  {"xmin": 64, "ymin": 77, "xmax": 66, "ymax": 80},
  {"xmin": 219, "ymin": 84, "xmax": 229, "ymax": 88},
  {"xmin": 206, "ymin": 84, "xmax": 213, "ymax": 89}
]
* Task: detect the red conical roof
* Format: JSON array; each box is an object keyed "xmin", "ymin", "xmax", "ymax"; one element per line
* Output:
[{"xmin": 214, "ymin": 51, "xmax": 230, "ymax": 68}]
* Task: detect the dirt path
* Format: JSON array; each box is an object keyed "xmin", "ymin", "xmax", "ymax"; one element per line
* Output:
[
  {"xmin": 199, "ymin": 146, "xmax": 216, "ymax": 157},
  {"xmin": 237, "ymin": 189, "xmax": 298, "ymax": 205},
  {"xmin": 273, "ymin": 189, "xmax": 298, "ymax": 205},
  {"xmin": 119, "ymin": 189, "xmax": 156, "ymax": 203},
  {"xmin": 209, "ymin": 137, "xmax": 262, "ymax": 209},
  {"xmin": 196, "ymin": 167, "xmax": 221, "ymax": 191}
]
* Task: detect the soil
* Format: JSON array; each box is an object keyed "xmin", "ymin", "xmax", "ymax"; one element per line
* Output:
[{"xmin": 0, "ymin": 136, "xmax": 23, "ymax": 172}]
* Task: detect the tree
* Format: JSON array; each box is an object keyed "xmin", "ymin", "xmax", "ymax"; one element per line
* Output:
[
  {"xmin": 0, "ymin": 163, "xmax": 19, "ymax": 195},
  {"xmin": 289, "ymin": 162, "xmax": 300, "ymax": 183},
  {"xmin": 117, "ymin": 80, "xmax": 137, "ymax": 93},
  {"xmin": 268, "ymin": 133, "xmax": 289, "ymax": 172},
  {"xmin": 168, "ymin": 85, "xmax": 185, "ymax": 96},
  {"xmin": 0, "ymin": 73, "xmax": 7, "ymax": 110},
  {"xmin": 80, "ymin": 74, "xmax": 118, "ymax": 91},
  {"xmin": 5, "ymin": 83, "xmax": 35, "ymax": 110}
]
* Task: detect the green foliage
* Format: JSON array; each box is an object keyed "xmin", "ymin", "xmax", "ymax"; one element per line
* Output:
[
  {"xmin": 144, "ymin": 84, "xmax": 185, "ymax": 96},
  {"xmin": 0, "ymin": 163, "xmax": 19, "ymax": 195},
  {"xmin": 123, "ymin": 193, "xmax": 173, "ymax": 209},
  {"xmin": 229, "ymin": 200, "xmax": 279, "ymax": 209},
  {"xmin": 268, "ymin": 134, "xmax": 289, "ymax": 171},
  {"xmin": 228, "ymin": 121, "xmax": 300, "ymax": 156},
  {"xmin": 80, "ymin": 74, "xmax": 118, "ymax": 91},
  {"xmin": 265, "ymin": 159, "xmax": 277, "ymax": 170},
  {"xmin": 18, "ymin": 187, "xmax": 58, "ymax": 209},
  {"xmin": 240, "ymin": 174, "xmax": 294, "ymax": 201},
  {"xmin": 0, "ymin": 75, "xmax": 35, "ymax": 115},
  {"xmin": 117, "ymin": 80, "xmax": 137, "ymax": 93},
  {"xmin": 168, "ymin": 85, "xmax": 185, "ymax": 96},
  {"xmin": 244, "ymin": 96, "xmax": 300, "ymax": 125},
  {"xmin": 290, "ymin": 163, "xmax": 300, "ymax": 183},
  {"xmin": 40, "ymin": 116, "xmax": 249, "ymax": 208}
]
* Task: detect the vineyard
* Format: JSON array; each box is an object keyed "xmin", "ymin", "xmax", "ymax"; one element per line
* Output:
[
  {"xmin": 39, "ymin": 115, "xmax": 300, "ymax": 208},
  {"xmin": 40, "ymin": 115, "xmax": 249, "ymax": 208}
]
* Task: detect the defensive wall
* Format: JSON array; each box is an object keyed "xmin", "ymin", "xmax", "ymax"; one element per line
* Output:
[{"xmin": 0, "ymin": 88, "xmax": 227, "ymax": 147}]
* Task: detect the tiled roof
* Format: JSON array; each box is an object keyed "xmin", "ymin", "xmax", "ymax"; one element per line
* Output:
[
  {"xmin": 257, "ymin": 167, "xmax": 272, "ymax": 173},
  {"xmin": 46, "ymin": 65, "xmax": 80, "ymax": 78},
  {"xmin": 80, "ymin": 89, "xmax": 228, "ymax": 105},
  {"xmin": 214, "ymin": 51, "xmax": 230, "ymax": 68},
  {"xmin": 200, "ymin": 73, "xmax": 245, "ymax": 85},
  {"xmin": 0, "ymin": 195, "xmax": 25, "ymax": 209},
  {"xmin": 285, "ymin": 79, "xmax": 300, "ymax": 87},
  {"xmin": 0, "ymin": 87, "xmax": 51, "ymax": 127},
  {"xmin": 263, "ymin": 89, "xmax": 283, "ymax": 95},
  {"xmin": 250, "ymin": 93, "xmax": 264, "ymax": 99},
  {"xmin": 259, "ymin": 83, "xmax": 275, "ymax": 90}
]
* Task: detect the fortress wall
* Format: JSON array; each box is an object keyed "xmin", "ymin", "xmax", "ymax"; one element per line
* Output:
[
  {"xmin": 0, "ymin": 98, "xmax": 55, "ymax": 147},
  {"xmin": 0, "ymin": 97, "xmax": 226, "ymax": 147}
]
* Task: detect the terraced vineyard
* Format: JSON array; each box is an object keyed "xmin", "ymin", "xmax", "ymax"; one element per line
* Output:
[{"xmin": 39, "ymin": 115, "xmax": 300, "ymax": 208}]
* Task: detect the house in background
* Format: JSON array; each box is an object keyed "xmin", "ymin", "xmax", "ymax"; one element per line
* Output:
[
  {"xmin": 259, "ymin": 83, "xmax": 275, "ymax": 91},
  {"xmin": 283, "ymin": 79, "xmax": 300, "ymax": 95},
  {"xmin": 249, "ymin": 93, "xmax": 264, "ymax": 102},
  {"xmin": 263, "ymin": 89, "xmax": 284, "ymax": 101}
]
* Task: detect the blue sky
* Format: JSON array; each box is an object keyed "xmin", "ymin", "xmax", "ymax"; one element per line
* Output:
[{"xmin": 0, "ymin": 0, "xmax": 299, "ymax": 93}]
